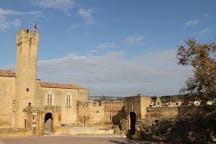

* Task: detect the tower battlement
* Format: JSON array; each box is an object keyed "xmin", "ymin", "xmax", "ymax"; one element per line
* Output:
[
  {"xmin": 16, "ymin": 29, "xmax": 39, "ymax": 45},
  {"xmin": 17, "ymin": 29, "xmax": 39, "ymax": 36}
]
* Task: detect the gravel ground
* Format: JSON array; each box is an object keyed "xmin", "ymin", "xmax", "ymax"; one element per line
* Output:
[{"xmin": 0, "ymin": 135, "xmax": 159, "ymax": 144}]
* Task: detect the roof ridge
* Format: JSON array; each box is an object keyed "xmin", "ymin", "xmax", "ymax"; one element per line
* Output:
[
  {"xmin": 40, "ymin": 81, "xmax": 87, "ymax": 90},
  {"xmin": 0, "ymin": 69, "xmax": 15, "ymax": 77}
]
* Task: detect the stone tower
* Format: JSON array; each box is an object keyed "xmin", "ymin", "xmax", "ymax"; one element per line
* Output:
[{"xmin": 15, "ymin": 29, "xmax": 39, "ymax": 128}]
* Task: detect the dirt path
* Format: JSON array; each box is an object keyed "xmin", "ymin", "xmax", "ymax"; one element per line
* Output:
[{"xmin": 0, "ymin": 135, "xmax": 158, "ymax": 144}]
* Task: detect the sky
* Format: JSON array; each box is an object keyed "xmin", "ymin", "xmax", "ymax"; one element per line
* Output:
[{"xmin": 0, "ymin": 0, "xmax": 216, "ymax": 96}]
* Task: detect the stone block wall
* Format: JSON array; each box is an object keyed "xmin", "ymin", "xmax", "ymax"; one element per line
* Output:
[
  {"xmin": 124, "ymin": 96, "xmax": 151, "ymax": 120},
  {"xmin": 0, "ymin": 76, "xmax": 15, "ymax": 128},
  {"xmin": 77, "ymin": 100, "xmax": 124, "ymax": 127},
  {"xmin": 146, "ymin": 107, "xmax": 179, "ymax": 119},
  {"xmin": 0, "ymin": 128, "xmax": 32, "ymax": 138}
]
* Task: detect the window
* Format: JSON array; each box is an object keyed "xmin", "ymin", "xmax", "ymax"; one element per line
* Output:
[
  {"xmin": 47, "ymin": 94, "xmax": 52, "ymax": 106},
  {"xmin": 66, "ymin": 95, "xmax": 71, "ymax": 108}
]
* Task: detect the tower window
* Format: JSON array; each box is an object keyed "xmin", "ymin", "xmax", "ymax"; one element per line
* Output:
[{"xmin": 26, "ymin": 88, "xmax": 29, "ymax": 92}]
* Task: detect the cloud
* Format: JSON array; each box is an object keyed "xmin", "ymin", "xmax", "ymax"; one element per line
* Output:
[
  {"xmin": 90, "ymin": 42, "xmax": 116, "ymax": 53},
  {"xmin": 37, "ymin": 50, "xmax": 192, "ymax": 96},
  {"xmin": 124, "ymin": 35, "xmax": 144, "ymax": 44},
  {"xmin": 10, "ymin": 19, "xmax": 21, "ymax": 27},
  {"xmin": 0, "ymin": 8, "xmax": 42, "ymax": 32},
  {"xmin": 78, "ymin": 8, "xmax": 94, "ymax": 23},
  {"xmin": 96, "ymin": 42, "xmax": 115, "ymax": 49},
  {"xmin": 198, "ymin": 28, "xmax": 210, "ymax": 35},
  {"xmin": 0, "ymin": 15, "xmax": 8, "ymax": 31},
  {"xmin": 184, "ymin": 19, "xmax": 200, "ymax": 28},
  {"xmin": 202, "ymin": 14, "xmax": 209, "ymax": 17},
  {"xmin": 32, "ymin": 0, "xmax": 74, "ymax": 11},
  {"xmin": 0, "ymin": 8, "xmax": 41, "ymax": 16}
]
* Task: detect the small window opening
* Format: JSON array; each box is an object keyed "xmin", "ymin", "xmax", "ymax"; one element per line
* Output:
[{"xmin": 26, "ymin": 88, "xmax": 29, "ymax": 92}]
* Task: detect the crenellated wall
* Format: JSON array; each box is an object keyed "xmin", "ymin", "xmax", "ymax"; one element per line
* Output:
[
  {"xmin": 77, "ymin": 100, "xmax": 125, "ymax": 127},
  {"xmin": 124, "ymin": 96, "xmax": 152, "ymax": 119},
  {"xmin": 146, "ymin": 107, "xmax": 179, "ymax": 119}
]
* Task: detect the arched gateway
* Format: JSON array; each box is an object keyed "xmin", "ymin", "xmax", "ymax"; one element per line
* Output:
[
  {"xmin": 44, "ymin": 113, "xmax": 53, "ymax": 133},
  {"xmin": 24, "ymin": 105, "xmax": 61, "ymax": 135}
]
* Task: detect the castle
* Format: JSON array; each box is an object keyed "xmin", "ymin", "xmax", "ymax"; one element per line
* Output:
[
  {"xmin": 0, "ymin": 29, "xmax": 128, "ymax": 135},
  {"xmin": 0, "ymin": 29, "xmax": 179, "ymax": 136},
  {"xmin": 0, "ymin": 29, "xmax": 90, "ymax": 134}
]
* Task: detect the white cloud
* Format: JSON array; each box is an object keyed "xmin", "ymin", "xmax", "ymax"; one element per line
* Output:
[
  {"xmin": 89, "ymin": 42, "xmax": 115, "ymax": 54},
  {"xmin": 0, "ymin": 15, "xmax": 8, "ymax": 32},
  {"xmin": 184, "ymin": 19, "xmax": 200, "ymax": 28},
  {"xmin": 124, "ymin": 35, "xmax": 144, "ymax": 44},
  {"xmin": 11, "ymin": 19, "xmax": 21, "ymax": 27},
  {"xmin": 198, "ymin": 28, "xmax": 210, "ymax": 35},
  {"xmin": 202, "ymin": 14, "xmax": 209, "ymax": 17},
  {"xmin": 96, "ymin": 42, "xmax": 115, "ymax": 49},
  {"xmin": 89, "ymin": 50, "xmax": 97, "ymax": 53},
  {"xmin": 0, "ymin": 8, "xmax": 41, "ymax": 16},
  {"xmin": 37, "ymin": 50, "xmax": 192, "ymax": 96},
  {"xmin": 0, "ymin": 8, "xmax": 42, "ymax": 32},
  {"xmin": 32, "ymin": 0, "xmax": 74, "ymax": 11},
  {"xmin": 78, "ymin": 8, "xmax": 94, "ymax": 23}
]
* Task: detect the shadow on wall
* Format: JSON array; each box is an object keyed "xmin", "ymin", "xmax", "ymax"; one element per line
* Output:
[
  {"xmin": 44, "ymin": 113, "xmax": 53, "ymax": 133},
  {"xmin": 112, "ymin": 106, "xmax": 125, "ymax": 126},
  {"xmin": 129, "ymin": 112, "xmax": 136, "ymax": 135}
]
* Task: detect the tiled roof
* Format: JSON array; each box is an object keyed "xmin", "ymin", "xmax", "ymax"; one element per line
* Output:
[
  {"xmin": 0, "ymin": 69, "xmax": 15, "ymax": 77},
  {"xmin": 40, "ymin": 82, "xmax": 87, "ymax": 90}
]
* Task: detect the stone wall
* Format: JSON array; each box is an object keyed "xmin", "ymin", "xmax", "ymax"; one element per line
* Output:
[
  {"xmin": 24, "ymin": 106, "xmax": 62, "ymax": 135},
  {"xmin": 124, "ymin": 96, "xmax": 151, "ymax": 120},
  {"xmin": 0, "ymin": 128, "xmax": 32, "ymax": 138},
  {"xmin": 37, "ymin": 86, "xmax": 88, "ymax": 126},
  {"xmin": 0, "ymin": 76, "xmax": 15, "ymax": 128},
  {"xmin": 77, "ymin": 100, "xmax": 124, "ymax": 127},
  {"xmin": 146, "ymin": 107, "xmax": 179, "ymax": 119},
  {"xmin": 78, "ymin": 89, "xmax": 89, "ymax": 102}
]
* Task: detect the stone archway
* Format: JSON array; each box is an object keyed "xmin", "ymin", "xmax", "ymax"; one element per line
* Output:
[
  {"xmin": 44, "ymin": 113, "xmax": 53, "ymax": 134},
  {"xmin": 24, "ymin": 106, "xmax": 62, "ymax": 135},
  {"xmin": 130, "ymin": 112, "xmax": 136, "ymax": 135}
]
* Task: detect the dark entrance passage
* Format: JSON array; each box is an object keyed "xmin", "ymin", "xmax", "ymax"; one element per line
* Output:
[
  {"xmin": 44, "ymin": 113, "xmax": 53, "ymax": 134},
  {"xmin": 130, "ymin": 112, "xmax": 136, "ymax": 135}
]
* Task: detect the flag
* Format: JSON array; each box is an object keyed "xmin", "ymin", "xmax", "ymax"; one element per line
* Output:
[{"xmin": 34, "ymin": 23, "xmax": 38, "ymax": 30}]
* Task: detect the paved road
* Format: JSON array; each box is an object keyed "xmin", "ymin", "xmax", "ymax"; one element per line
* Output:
[{"xmin": 0, "ymin": 135, "xmax": 158, "ymax": 144}]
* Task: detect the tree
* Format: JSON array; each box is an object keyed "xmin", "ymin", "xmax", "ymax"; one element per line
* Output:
[{"xmin": 177, "ymin": 39, "xmax": 216, "ymax": 101}]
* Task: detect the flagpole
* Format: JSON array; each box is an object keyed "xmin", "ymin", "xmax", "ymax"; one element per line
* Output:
[{"xmin": 34, "ymin": 23, "xmax": 39, "ymax": 32}]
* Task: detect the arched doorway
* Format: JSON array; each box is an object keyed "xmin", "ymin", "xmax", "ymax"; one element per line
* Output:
[
  {"xmin": 130, "ymin": 112, "xmax": 136, "ymax": 135},
  {"xmin": 44, "ymin": 113, "xmax": 53, "ymax": 134}
]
